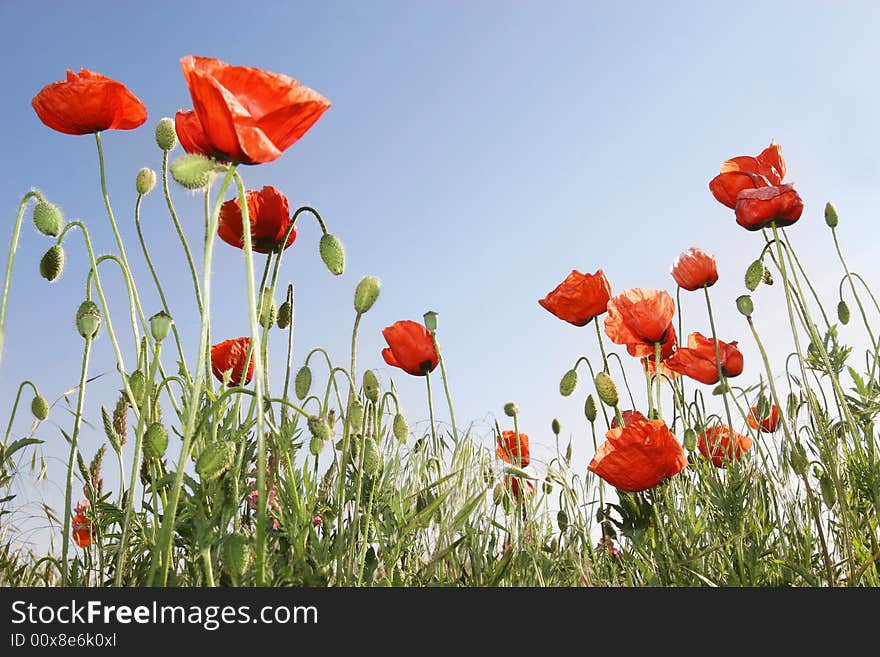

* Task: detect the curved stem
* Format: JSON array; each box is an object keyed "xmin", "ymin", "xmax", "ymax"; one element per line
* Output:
[
  {"xmin": 161, "ymin": 151, "xmax": 202, "ymax": 314},
  {"xmin": 2, "ymin": 380, "xmax": 41, "ymax": 451}
]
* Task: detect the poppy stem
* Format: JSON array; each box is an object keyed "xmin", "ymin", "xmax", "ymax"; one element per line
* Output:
[
  {"xmin": 702, "ymin": 285, "xmax": 735, "ymax": 436},
  {"xmin": 424, "ymin": 372, "xmax": 438, "ymax": 456},
  {"xmin": 160, "ymin": 150, "xmax": 203, "ymax": 314},
  {"xmin": 280, "ymin": 285, "xmax": 295, "ymax": 426},
  {"xmin": 1, "ymin": 380, "xmax": 40, "ymax": 452},
  {"xmin": 429, "ymin": 331, "xmax": 459, "ymax": 445},
  {"xmin": 593, "ymin": 317, "xmax": 610, "ymax": 373},
  {"xmin": 654, "ymin": 342, "xmax": 663, "ymax": 419}
]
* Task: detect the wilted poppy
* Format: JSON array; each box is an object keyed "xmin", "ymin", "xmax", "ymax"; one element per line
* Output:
[
  {"xmin": 176, "ymin": 55, "xmax": 331, "ymax": 165},
  {"xmin": 211, "ymin": 337, "xmax": 255, "ymax": 386},
  {"xmin": 697, "ymin": 425, "xmax": 752, "ymax": 468},
  {"xmin": 588, "ymin": 417, "xmax": 688, "ymax": 492},
  {"xmin": 735, "ymin": 184, "xmax": 804, "ymax": 232},
  {"xmin": 496, "ymin": 430, "xmax": 530, "ymax": 467},
  {"xmin": 72, "ymin": 513, "xmax": 95, "ymax": 548},
  {"xmin": 381, "ymin": 320, "xmax": 439, "ymax": 376},
  {"xmin": 748, "ymin": 404, "xmax": 779, "ymax": 433},
  {"xmin": 605, "ymin": 288, "xmax": 676, "ymax": 355},
  {"xmin": 709, "ymin": 141, "xmax": 786, "ymax": 208},
  {"xmin": 218, "ymin": 186, "xmax": 297, "ymax": 253},
  {"xmin": 664, "ymin": 332, "xmax": 743, "ymax": 385},
  {"xmin": 539, "ymin": 269, "xmax": 612, "ymax": 326},
  {"xmin": 671, "ymin": 247, "xmax": 719, "ymax": 291},
  {"xmin": 32, "ymin": 69, "xmax": 147, "ymax": 135},
  {"xmin": 504, "ymin": 475, "xmax": 535, "ymax": 502}
]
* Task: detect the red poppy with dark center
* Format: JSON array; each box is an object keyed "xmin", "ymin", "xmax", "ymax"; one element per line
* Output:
[
  {"xmin": 671, "ymin": 247, "xmax": 719, "ymax": 291},
  {"xmin": 748, "ymin": 404, "xmax": 779, "ymax": 433},
  {"xmin": 211, "ymin": 337, "xmax": 255, "ymax": 386},
  {"xmin": 664, "ymin": 332, "xmax": 743, "ymax": 385},
  {"xmin": 32, "ymin": 69, "xmax": 147, "ymax": 135},
  {"xmin": 218, "ymin": 186, "xmax": 297, "ymax": 253},
  {"xmin": 588, "ymin": 417, "xmax": 688, "ymax": 492},
  {"xmin": 697, "ymin": 425, "xmax": 752, "ymax": 468},
  {"xmin": 504, "ymin": 475, "xmax": 535, "ymax": 502},
  {"xmin": 176, "ymin": 55, "xmax": 331, "ymax": 165},
  {"xmin": 72, "ymin": 513, "xmax": 95, "ymax": 548},
  {"xmin": 381, "ymin": 320, "xmax": 439, "ymax": 376},
  {"xmin": 538, "ymin": 269, "xmax": 612, "ymax": 326},
  {"xmin": 496, "ymin": 430, "xmax": 530, "ymax": 467},
  {"xmin": 605, "ymin": 288, "xmax": 676, "ymax": 357},
  {"xmin": 735, "ymin": 185, "xmax": 804, "ymax": 231}
]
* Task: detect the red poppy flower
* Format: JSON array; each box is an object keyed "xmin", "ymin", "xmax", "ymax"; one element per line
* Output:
[
  {"xmin": 610, "ymin": 409, "xmax": 648, "ymax": 429},
  {"xmin": 496, "ymin": 430, "xmax": 530, "ymax": 467},
  {"xmin": 748, "ymin": 404, "xmax": 779, "ymax": 433},
  {"xmin": 664, "ymin": 332, "xmax": 743, "ymax": 385},
  {"xmin": 588, "ymin": 417, "xmax": 688, "ymax": 492},
  {"xmin": 211, "ymin": 337, "xmax": 255, "ymax": 386},
  {"xmin": 72, "ymin": 513, "xmax": 95, "ymax": 548},
  {"xmin": 671, "ymin": 247, "xmax": 719, "ymax": 291},
  {"xmin": 709, "ymin": 141, "xmax": 786, "ymax": 208},
  {"xmin": 218, "ymin": 186, "xmax": 297, "ymax": 253},
  {"xmin": 176, "ymin": 55, "xmax": 331, "ymax": 165},
  {"xmin": 735, "ymin": 184, "xmax": 804, "ymax": 232},
  {"xmin": 504, "ymin": 475, "xmax": 535, "ymax": 502},
  {"xmin": 381, "ymin": 320, "xmax": 439, "ymax": 376},
  {"xmin": 605, "ymin": 288, "xmax": 676, "ymax": 353},
  {"xmin": 31, "ymin": 69, "xmax": 147, "ymax": 135},
  {"xmin": 627, "ymin": 323, "xmax": 677, "ymax": 361},
  {"xmin": 538, "ymin": 269, "xmax": 612, "ymax": 326},
  {"xmin": 697, "ymin": 425, "xmax": 752, "ymax": 468}
]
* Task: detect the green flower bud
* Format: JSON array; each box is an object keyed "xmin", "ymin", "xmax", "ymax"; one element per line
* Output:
[
  {"xmin": 584, "ymin": 395, "xmax": 597, "ymax": 423},
  {"xmin": 39, "ymin": 244, "xmax": 64, "ymax": 282},
  {"xmin": 319, "ymin": 233, "xmax": 345, "ymax": 276},
  {"xmin": 308, "ymin": 415, "xmax": 333, "ymax": 442},
  {"xmin": 423, "ymin": 311, "xmax": 438, "ymax": 332},
  {"xmin": 594, "ymin": 372, "xmax": 618, "ymax": 407},
  {"xmin": 155, "ymin": 117, "xmax": 178, "ymax": 152},
  {"xmin": 354, "ymin": 275, "xmax": 381, "ymax": 314},
  {"xmin": 135, "ymin": 167, "xmax": 157, "ymax": 196},
  {"xmin": 149, "ymin": 310, "xmax": 173, "ymax": 342},
  {"xmin": 195, "ymin": 441, "xmax": 236, "ymax": 481},
  {"xmin": 683, "ymin": 428, "xmax": 697, "ymax": 451},
  {"xmin": 559, "ymin": 369, "xmax": 578, "ymax": 397},
  {"xmin": 819, "ymin": 473, "xmax": 836, "ymax": 509},
  {"xmin": 223, "ymin": 533, "xmax": 252, "ymax": 579},
  {"xmin": 348, "ymin": 399, "xmax": 364, "ymax": 430},
  {"xmin": 259, "ymin": 288, "xmax": 276, "ymax": 327},
  {"xmin": 361, "ymin": 436, "xmax": 381, "ymax": 477},
  {"xmin": 170, "ymin": 154, "xmax": 214, "ymax": 190},
  {"xmin": 276, "ymin": 300, "xmax": 292, "ymax": 329},
  {"xmin": 393, "ymin": 412, "xmax": 408, "ymax": 443},
  {"xmin": 309, "ymin": 436, "xmax": 324, "ymax": 456},
  {"xmin": 503, "ymin": 401, "xmax": 519, "ymax": 417},
  {"xmin": 542, "ymin": 480, "xmax": 553, "ymax": 494},
  {"xmin": 736, "ymin": 294, "xmax": 754, "ymax": 317},
  {"xmin": 294, "ymin": 365, "xmax": 312, "ymax": 400},
  {"xmin": 75, "ymin": 300, "xmax": 100, "ymax": 339},
  {"xmin": 363, "ymin": 369, "xmax": 380, "ymax": 403},
  {"xmin": 744, "ymin": 260, "xmax": 764, "ymax": 292},
  {"xmin": 551, "ymin": 418, "xmax": 561, "ymax": 436},
  {"xmin": 127, "ymin": 370, "xmax": 146, "ymax": 406},
  {"xmin": 492, "ymin": 483, "xmax": 505, "ymax": 505},
  {"xmin": 31, "ymin": 394, "xmax": 49, "ymax": 421},
  {"xmin": 837, "ymin": 300, "xmax": 850, "ymax": 325},
  {"xmin": 789, "ymin": 442, "xmax": 808, "ymax": 476},
  {"xmin": 557, "ymin": 509, "xmax": 569, "ymax": 532},
  {"xmin": 824, "ymin": 201, "xmax": 839, "ymax": 228},
  {"xmin": 144, "ymin": 422, "xmax": 168, "ymax": 459},
  {"xmin": 32, "ymin": 201, "xmax": 63, "ymax": 237}
]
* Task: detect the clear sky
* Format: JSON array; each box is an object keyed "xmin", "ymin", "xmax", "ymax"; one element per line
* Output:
[{"xmin": 3, "ymin": 1, "xmax": 880, "ymax": 552}]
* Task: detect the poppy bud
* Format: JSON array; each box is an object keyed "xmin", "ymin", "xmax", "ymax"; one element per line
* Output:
[
  {"xmin": 492, "ymin": 482, "xmax": 505, "ymax": 505},
  {"xmin": 195, "ymin": 441, "xmax": 236, "ymax": 481},
  {"xmin": 348, "ymin": 399, "xmax": 364, "ymax": 430},
  {"xmin": 31, "ymin": 394, "xmax": 49, "ymax": 421},
  {"xmin": 736, "ymin": 294, "xmax": 754, "ymax": 317},
  {"xmin": 393, "ymin": 412, "xmax": 408, "ymax": 443},
  {"xmin": 837, "ymin": 300, "xmax": 850, "ymax": 325},
  {"xmin": 787, "ymin": 392, "xmax": 800, "ymax": 420},
  {"xmin": 294, "ymin": 366, "xmax": 312, "ymax": 400},
  {"xmin": 423, "ymin": 311, "xmax": 438, "ymax": 332},
  {"xmin": 819, "ymin": 473, "xmax": 836, "ymax": 508},
  {"xmin": 557, "ymin": 509, "xmax": 568, "ymax": 532},
  {"xmin": 32, "ymin": 201, "xmax": 63, "ymax": 237},
  {"xmin": 319, "ymin": 233, "xmax": 345, "ymax": 276},
  {"xmin": 363, "ymin": 370, "xmax": 380, "ymax": 403},
  {"xmin": 308, "ymin": 415, "xmax": 333, "ymax": 443},
  {"xmin": 155, "ymin": 117, "xmax": 178, "ymax": 152},
  {"xmin": 824, "ymin": 201, "xmax": 839, "ymax": 228},
  {"xmin": 259, "ymin": 288, "xmax": 276, "ymax": 327},
  {"xmin": 789, "ymin": 442, "xmax": 808, "ymax": 476},
  {"xmin": 584, "ymin": 395, "xmax": 597, "ymax": 423},
  {"xmin": 594, "ymin": 372, "xmax": 618, "ymax": 407},
  {"xmin": 127, "ymin": 370, "xmax": 146, "ymax": 406},
  {"xmin": 309, "ymin": 436, "xmax": 323, "ymax": 456},
  {"xmin": 542, "ymin": 480, "xmax": 553, "ymax": 494},
  {"xmin": 170, "ymin": 153, "xmax": 214, "ymax": 190},
  {"xmin": 223, "ymin": 533, "xmax": 252, "ymax": 579},
  {"xmin": 354, "ymin": 275, "xmax": 381, "ymax": 314},
  {"xmin": 745, "ymin": 260, "xmax": 764, "ymax": 292},
  {"xmin": 39, "ymin": 244, "xmax": 64, "ymax": 282},
  {"xmin": 75, "ymin": 300, "xmax": 101, "ymax": 340},
  {"xmin": 551, "ymin": 418, "xmax": 561, "ymax": 436},
  {"xmin": 361, "ymin": 436, "xmax": 381, "ymax": 477},
  {"xmin": 276, "ymin": 300, "xmax": 292, "ymax": 329},
  {"xmin": 135, "ymin": 167, "xmax": 157, "ymax": 196},
  {"xmin": 503, "ymin": 401, "xmax": 519, "ymax": 417},
  {"xmin": 144, "ymin": 422, "xmax": 168, "ymax": 459},
  {"xmin": 149, "ymin": 310, "xmax": 173, "ymax": 342},
  {"xmin": 559, "ymin": 369, "xmax": 578, "ymax": 397},
  {"xmin": 683, "ymin": 428, "xmax": 697, "ymax": 451}
]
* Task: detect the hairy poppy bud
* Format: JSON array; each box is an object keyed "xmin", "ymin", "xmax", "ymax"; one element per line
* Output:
[
  {"xmin": 149, "ymin": 310, "xmax": 173, "ymax": 342},
  {"xmin": 39, "ymin": 244, "xmax": 64, "ymax": 282},
  {"xmin": 736, "ymin": 294, "xmax": 754, "ymax": 317},
  {"xmin": 363, "ymin": 370, "xmax": 380, "ymax": 403},
  {"xmin": 31, "ymin": 394, "xmax": 49, "ymax": 421},
  {"xmin": 348, "ymin": 399, "xmax": 364, "ymax": 430},
  {"xmin": 195, "ymin": 441, "xmax": 236, "ymax": 481},
  {"xmin": 819, "ymin": 473, "xmax": 836, "ymax": 508},
  {"xmin": 308, "ymin": 415, "xmax": 333, "ymax": 443},
  {"xmin": 309, "ymin": 436, "xmax": 323, "ymax": 456},
  {"xmin": 135, "ymin": 167, "xmax": 157, "ymax": 195},
  {"xmin": 594, "ymin": 372, "xmax": 618, "ymax": 407},
  {"xmin": 559, "ymin": 369, "xmax": 578, "ymax": 397},
  {"xmin": 503, "ymin": 401, "xmax": 519, "ymax": 417},
  {"xmin": 423, "ymin": 311, "xmax": 438, "ymax": 332},
  {"xmin": 393, "ymin": 412, "xmax": 408, "ymax": 443},
  {"xmin": 32, "ymin": 201, "xmax": 63, "ymax": 237},
  {"xmin": 551, "ymin": 418, "xmax": 561, "ymax": 435},
  {"xmin": 354, "ymin": 275, "xmax": 381, "ymax": 314},
  {"xmin": 492, "ymin": 483, "xmax": 505, "ymax": 505},
  {"xmin": 837, "ymin": 300, "xmax": 850, "ymax": 325},
  {"xmin": 557, "ymin": 509, "xmax": 569, "ymax": 532},
  {"xmin": 683, "ymin": 428, "xmax": 697, "ymax": 451},
  {"xmin": 294, "ymin": 366, "xmax": 312, "ymax": 400},
  {"xmin": 75, "ymin": 300, "xmax": 101, "ymax": 339},
  {"xmin": 144, "ymin": 422, "xmax": 168, "ymax": 459},
  {"xmin": 319, "ymin": 233, "xmax": 345, "ymax": 275},
  {"xmin": 259, "ymin": 288, "xmax": 276, "ymax": 327},
  {"xmin": 170, "ymin": 153, "xmax": 214, "ymax": 190},
  {"xmin": 824, "ymin": 201, "xmax": 839, "ymax": 228},
  {"xmin": 584, "ymin": 395, "xmax": 597, "ymax": 423},
  {"xmin": 155, "ymin": 117, "xmax": 178, "ymax": 152},
  {"xmin": 361, "ymin": 436, "xmax": 381, "ymax": 477},
  {"xmin": 276, "ymin": 300, "xmax": 292, "ymax": 329},
  {"xmin": 789, "ymin": 442, "xmax": 808, "ymax": 476},
  {"xmin": 223, "ymin": 534, "xmax": 252, "ymax": 579},
  {"xmin": 127, "ymin": 370, "xmax": 146, "ymax": 406},
  {"xmin": 744, "ymin": 260, "xmax": 764, "ymax": 292}
]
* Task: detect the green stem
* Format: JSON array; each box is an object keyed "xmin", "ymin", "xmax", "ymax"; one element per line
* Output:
[
  {"xmin": 2, "ymin": 380, "xmax": 40, "ymax": 451},
  {"xmin": 161, "ymin": 151, "xmax": 203, "ymax": 314},
  {"xmin": 430, "ymin": 331, "xmax": 459, "ymax": 445},
  {"xmin": 703, "ymin": 285, "xmax": 735, "ymax": 436}
]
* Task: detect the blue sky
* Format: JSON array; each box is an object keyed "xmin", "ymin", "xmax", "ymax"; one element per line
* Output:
[{"xmin": 3, "ymin": 1, "xmax": 880, "ymax": 552}]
